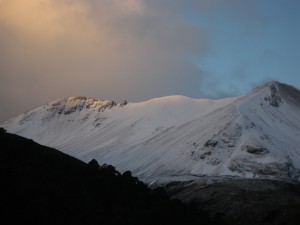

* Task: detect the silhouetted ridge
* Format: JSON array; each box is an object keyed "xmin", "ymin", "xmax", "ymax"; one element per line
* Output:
[{"xmin": 0, "ymin": 129, "xmax": 215, "ymax": 225}]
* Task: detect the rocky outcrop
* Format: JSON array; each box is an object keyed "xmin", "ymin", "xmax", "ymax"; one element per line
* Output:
[
  {"xmin": 47, "ymin": 97, "xmax": 127, "ymax": 115},
  {"xmin": 264, "ymin": 83, "xmax": 282, "ymax": 107}
]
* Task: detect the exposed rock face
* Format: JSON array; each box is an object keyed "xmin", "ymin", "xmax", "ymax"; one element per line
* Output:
[
  {"xmin": 242, "ymin": 145, "xmax": 269, "ymax": 155},
  {"xmin": 48, "ymin": 97, "xmax": 125, "ymax": 115},
  {"xmin": 264, "ymin": 83, "xmax": 282, "ymax": 107},
  {"xmin": 228, "ymin": 160, "xmax": 290, "ymax": 178}
]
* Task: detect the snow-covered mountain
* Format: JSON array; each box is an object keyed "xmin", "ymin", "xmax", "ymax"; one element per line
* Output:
[{"xmin": 2, "ymin": 81, "xmax": 300, "ymax": 182}]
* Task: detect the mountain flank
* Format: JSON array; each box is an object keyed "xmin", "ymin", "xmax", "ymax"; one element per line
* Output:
[
  {"xmin": 1, "ymin": 125, "xmax": 300, "ymax": 225},
  {"xmin": 163, "ymin": 177, "xmax": 300, "ymax": 225},
  {"xmin": 0, "ymin": 128, "xmax": 213, "ymax": 225},
  {"xmin": 2, "ymin": 81, "xmax": 300, "ymax": 181}
]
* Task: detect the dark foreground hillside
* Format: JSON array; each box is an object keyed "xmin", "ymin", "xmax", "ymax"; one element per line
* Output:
[
  {"xmin": 164, "ymin": 177, "xmax": 300, "ymax": 225},
  {"xmin": 0, "ymin": 128, "xmax": 214, "ymax": 225}
]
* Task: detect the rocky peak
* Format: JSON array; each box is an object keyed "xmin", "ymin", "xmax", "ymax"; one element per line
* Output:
[
  {"xmin": 263, "ymin": 82, "xmax": 282, "ymax": 107},
  {"xmin": 48, "ymin": 96, "xmax": 128, "ymax": 115}
]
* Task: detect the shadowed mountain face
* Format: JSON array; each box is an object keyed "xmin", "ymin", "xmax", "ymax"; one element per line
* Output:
[
  {"xmin": 0, "ymin": 129, "xmax": 213, "ymax": 225},
  {"xmin": 1, "ymin": 129, "xmax": 300, "ymax": 225},
  {"xmin": 2, "ymin": 81, "xmax": 300, "ymax": 182},
  {"xmin": 276, "ymin": 82, "xmax": 300, "ymax": 108},
  {"xmin": 163, "ymin": 178, "xmax": 300, "ymax": 225}
]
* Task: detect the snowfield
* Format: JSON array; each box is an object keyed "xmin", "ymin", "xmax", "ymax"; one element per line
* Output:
[{"xmin": 2, "ymin": 81, "xmax": 300, "ymax": 182}]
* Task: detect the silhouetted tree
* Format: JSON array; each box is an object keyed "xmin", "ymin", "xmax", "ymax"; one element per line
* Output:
[
  {"xmin": 88, "ymin": 159, "xmax": 100, "ymax": 169},
  {"xmin": 0, "ymin": 127, "xmax": 6, "ymax": 133}
]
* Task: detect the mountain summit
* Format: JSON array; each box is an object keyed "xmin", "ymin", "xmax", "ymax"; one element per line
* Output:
[{"xmin": 2, "ymin": 81, "xmax": 300, "ymax": 182}]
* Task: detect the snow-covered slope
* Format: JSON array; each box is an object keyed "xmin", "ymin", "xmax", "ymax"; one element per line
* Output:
[{"xmin": 2, "ymin": 81, "xmax": 300, "ymax": 182}]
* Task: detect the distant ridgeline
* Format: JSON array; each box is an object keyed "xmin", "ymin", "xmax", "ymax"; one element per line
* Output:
[{"xmin": 0, "ymin": 128, "xmax": 216, "ymax": 225}]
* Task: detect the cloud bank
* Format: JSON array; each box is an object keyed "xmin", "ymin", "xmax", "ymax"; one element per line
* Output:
[
  {"xmin": 0, "ymin": 0, "xmax": 299, "ymax": 122},
  {"xmin": 0, "ymin": 0, "xmax": 208, "ymax": 121}
]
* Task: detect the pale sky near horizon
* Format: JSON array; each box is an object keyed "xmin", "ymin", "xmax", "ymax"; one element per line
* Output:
[{"xmin": 0, "ymin": 0, "xmax": 299, "ymax": 122}]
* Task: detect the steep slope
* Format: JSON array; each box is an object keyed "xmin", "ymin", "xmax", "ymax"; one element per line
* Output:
[{"xmin": 2, "ymin": 81, "xmax": 300, "ymax": 182}]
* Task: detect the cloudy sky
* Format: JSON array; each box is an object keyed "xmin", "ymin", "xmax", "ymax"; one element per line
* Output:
[{"xmin": 0, "ymin": 0, "xmax": 299, "ymax": 122}]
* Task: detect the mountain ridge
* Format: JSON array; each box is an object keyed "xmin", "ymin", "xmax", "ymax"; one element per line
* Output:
[
  {"xmin": 0, "ymin": 129, "xmax": 214, "ymax": 225},
  {"xmin": 2, "ymin": 81, "xmax": 300, "ymax": 182}
]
